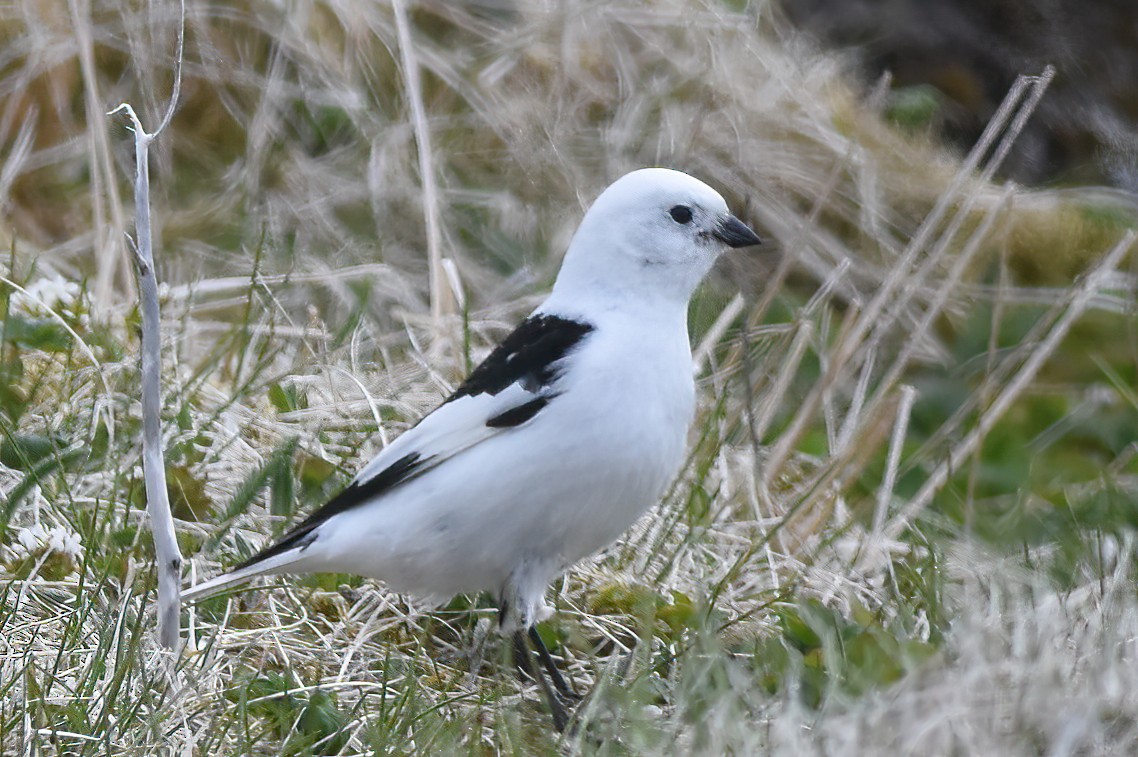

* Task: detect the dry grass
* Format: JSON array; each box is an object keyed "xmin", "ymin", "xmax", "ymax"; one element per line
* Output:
[{"xmin": 1, "ymin": 0, "xmax": 1137, "ymax": 753}]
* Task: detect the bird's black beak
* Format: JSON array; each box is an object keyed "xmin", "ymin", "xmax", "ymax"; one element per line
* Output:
[{"xmin": 713, "ymin": 214, "xmax": 762, "ymax": 248}]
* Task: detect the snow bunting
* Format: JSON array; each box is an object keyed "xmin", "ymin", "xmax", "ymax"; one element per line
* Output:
[{"xmin": 184, "ymin": 167, "xmax": 761, "ymax": 727}]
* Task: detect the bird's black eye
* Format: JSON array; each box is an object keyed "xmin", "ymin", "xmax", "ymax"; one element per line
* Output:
[{"xmin": 669, "ymin": 205, "xmax": 694, "ymax": 224}]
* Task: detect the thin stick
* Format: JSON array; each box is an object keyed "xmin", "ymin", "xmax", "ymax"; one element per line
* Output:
[{"xmin": 106, "ymin": 0, "xmax": 186, "ymax": 650}]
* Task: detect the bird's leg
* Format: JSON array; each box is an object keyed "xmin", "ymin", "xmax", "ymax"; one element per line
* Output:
[
  {"xmin": 527, "ymin": 626, "xmax": 577, "ymax": 701},
  {"xmin": 512, "ymin": 629, "xmax": 570, "ymax": 733}
]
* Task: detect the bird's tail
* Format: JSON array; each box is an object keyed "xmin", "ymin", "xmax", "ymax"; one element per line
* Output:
[{"xmin": 181, "ymin": 548, "xmax": 304, "ymax": 603}]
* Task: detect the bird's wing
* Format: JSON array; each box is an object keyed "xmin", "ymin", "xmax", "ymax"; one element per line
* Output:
[{"xmin": 188, "ymin": 314, "xmax": 595, "ymax": 594}]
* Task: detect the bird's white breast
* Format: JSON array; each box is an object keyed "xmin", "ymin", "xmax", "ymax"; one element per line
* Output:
[
  {"xmin": 310, "ymin": 306, "xmax": 696, "ymax": 601},
  {"xmin": 538, "ymin": 307, "xmax": 695, "ymax": 561}
]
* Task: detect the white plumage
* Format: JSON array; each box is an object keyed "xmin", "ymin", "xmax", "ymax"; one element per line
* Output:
[{"xmin": 184, "ymin": 167, "xmax": 761, "ymax": 631}]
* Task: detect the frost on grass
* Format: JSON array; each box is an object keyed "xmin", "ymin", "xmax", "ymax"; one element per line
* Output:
[
  {"xmin": 8, "ymin": 276, "xmax": 91, "ymax": 328},
  {"xmin": 2, "ymin": 522, "xmax": 84, "ymax": 581},
  {"xmin": 643, "ymin": 544, "xmax": 1138, "ymax": 757}
]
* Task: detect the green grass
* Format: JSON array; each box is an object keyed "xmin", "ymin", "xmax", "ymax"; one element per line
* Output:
[{"xmin": 2, "ymin": 0, "xmax": 1138, "ymax": 754}]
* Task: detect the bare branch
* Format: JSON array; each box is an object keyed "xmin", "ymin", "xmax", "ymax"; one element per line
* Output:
[
  {"xmin": 106, "ymin": 0, "xmax": 187, "ymax": 651},
  {"xmin": 153, "ymin": 0, "xmax": 186, "ymax": 139}
]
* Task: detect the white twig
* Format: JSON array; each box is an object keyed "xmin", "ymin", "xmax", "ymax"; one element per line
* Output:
[{"xmin": 106, "ymin": 0, "xmax": 186, "ymax": 650}]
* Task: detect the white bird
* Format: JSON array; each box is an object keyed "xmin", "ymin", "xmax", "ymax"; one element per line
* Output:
[{"xmin": 184, "ymin": 167, "xmax": 760, "ymax": 727}]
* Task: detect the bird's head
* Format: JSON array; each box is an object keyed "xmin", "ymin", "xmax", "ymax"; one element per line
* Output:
[{"xmin": 552, "ymin": 168, "xmax": 761, "ymax": 310}]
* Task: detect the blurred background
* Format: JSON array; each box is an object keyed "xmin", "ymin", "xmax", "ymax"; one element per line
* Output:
[{"xmin": 784, "ymin": 0, "xmax": 1138, "ymax": 189}]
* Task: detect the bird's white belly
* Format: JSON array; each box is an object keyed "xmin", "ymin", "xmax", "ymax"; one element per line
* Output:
[{"xmin": 311, "ymin": 374, "xmax": 691, "ymax": 599}]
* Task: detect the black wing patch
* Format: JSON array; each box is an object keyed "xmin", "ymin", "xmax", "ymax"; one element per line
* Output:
[
  {"xmin": 235, "ymin": 315, "xmax": 592, "ymax": 569},
  {"xmin": 234, "ymin": 452, "xmax": 425, "ymax": 569},
  {"xmin": 486, "ymin": 396, "xmax": 550, "ymax": 428},
  {"xmin": 448, "ymin": 315, "xmax": 594, "ymax": 402}
]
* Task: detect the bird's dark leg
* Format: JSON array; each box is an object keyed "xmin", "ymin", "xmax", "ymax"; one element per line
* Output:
[
  {"xmin": 512, "ymin": 629, "xmax": 570, "ymax": 733},
  {"xmin": 528, "ymin": 625, "xmax": 577, "ymax": 701}
]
